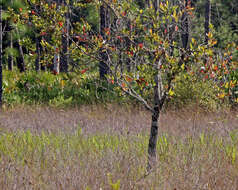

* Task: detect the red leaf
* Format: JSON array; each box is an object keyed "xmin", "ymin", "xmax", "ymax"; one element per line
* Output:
[
  {"xmin": 80, "ymin": 69, "xmax": 88, "ymax": 74},
  {"xmin": 58, "ymin": 22, "xmax": 63, "ymax": 27},
  {"xmin": 40, "ymin": 31, "xmax": 47, "ymax": 36},
  {"xmin": 175, "ymin": 25, "xmax": 178, "ymax": 32},
  {"xmin": 213, "ymin": 65, "xmax": 218, "ymax": 71},
  {"xmin": 126, "ymin": 76, "xmax": 133, "ymax": 82},
  {"xmin": 52, "ymin": 70, "xmax": 59, "ymax": 75},
  {"xmin": 121, "ymin": 11, "xmax": 126, "ymax": 16}
]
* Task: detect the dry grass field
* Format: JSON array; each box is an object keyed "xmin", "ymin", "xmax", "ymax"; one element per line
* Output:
[{"xmin": 0, "ymin": 105, "xmax": 238, "ymax": 189}]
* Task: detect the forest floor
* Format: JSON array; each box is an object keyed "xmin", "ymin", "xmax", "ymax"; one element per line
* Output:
[{"xmin": 0, "ymin": 105, "xmax": 238, "ymax": 189}]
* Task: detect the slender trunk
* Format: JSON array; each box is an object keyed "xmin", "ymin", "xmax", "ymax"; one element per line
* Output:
[
  {"xmin": 179, "ymin": 0, "xmax": 190, "ymax": 69},
  {"xmin": 125, "ymin": 19, "xmax": 131, "ymax": 72},
  {"xmin": 99, "ymin": 4, "xmax": 110, "ymax": 79},
  {"xmin": 8, "ymin": 32, "xmax": 13, "ymax": 70},
  {"xmin": 147, "ymin": 0, "xmax": 164, "ymax": 170},
  {"xmin": 60, "ymin": 0, "xmax": 69, "ymax": 72},
  {"xmin": 147, "ymin": 60, "xmax": 165, "ymax": 170},
  {"xmin": 16, "ymin": 40, "xmax": 25, "ymax": 72},
  {"xmin": 153, "ymin": 0, "xmax": 159, "ymax": 12},
  {"xmin": 0, "ymin": 5, "xmax": 2, "ymax": 107},
  {"xmin": 181, "ymin": 0, "xmax": 189, "ymax": 49},
  {"xmin": 54, "ymin": 46, "xmax": 60, "ymax": 74},
  {"xmin": 35, "ymin": 35, "xmax": 41, "ymax": 71},
  {"xmin": 147, "ymin": 107, "xmax": 160, "ymax": 170},
  {"xmin": 15, "ymin": 28, "xmax": 25, "ymax": 72},
  {"xmin": 204, "ymin": 0, "xmax": 211, "ymax": 44}
]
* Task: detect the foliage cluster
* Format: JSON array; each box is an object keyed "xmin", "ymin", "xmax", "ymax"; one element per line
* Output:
[
  {"xmin": 0, "ymin": 0, "xmax": 237, "ymax": 109},
  {"xmin": 2, "ymin": 70, "xmax": 231, "ymax": 110},
  {"xmin": 2, "ymin": 70, "xmax": 125, "ymax": 107}
]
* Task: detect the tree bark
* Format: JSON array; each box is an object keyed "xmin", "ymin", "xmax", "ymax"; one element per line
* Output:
[
  {"xmin": 8, "ymin": 32, "xmax": 13, "ymax": 70},
  {"xmin": 204, "ymin": 0, "xmax": 211, "ymax": 44},
  {"xmin": 147, "ymin": 60, "xmax": 165, "ymax": 170},
  {"xmin": 60, "ymin": 0, "xmax": 69, "ymax": 73},
  {"xmin": 181, "ymin": 0, "xmax": 189, "ymax": 49},
  {"xmin": 54, "ymin": 46, "xmax": 60, "ymax": 74},
  {"xmin": 99, "ymin": 3, "xmax": 110, "ymax": 79},
  {"xmin": 15, "ymin": 28, "xmax": 25, "ymax": 72},
  {"xmin": 0, "ymin": 5, "xmax": 2, "ymax": 107}
]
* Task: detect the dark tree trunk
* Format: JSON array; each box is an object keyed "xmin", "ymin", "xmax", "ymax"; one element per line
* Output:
[
  {"xmin": 147, "ymin": 106, "xmax": 160, "ymax": 170},
  {"xmin": 147, "ymin": 0, "xmax": 167, "ymax": 171},
  {"xmin": 15, "ymin": 28, "xmax": 25, "ymax": 72},
  {"xmin": 179, "ymin": 0, "xmax": 190, "ymax": 69},
  {"xmin": 60, "ymin": 0, "xmax": 69, "ymax": 73},
  {"xmin": 15, "ymin": 40, "xmax": 25, "ymax": 72},
  {"xmin": 204, "ymin": 0, "xmax": 211, "ymax": 44},
  {"xmin": 99, "ymin": 4, "xmax": 110, "ymax": 79},
  {"xmin": 147, "ymin": 60, "xmax": 165, "ymax": 170},
  {"xmin": 8, "ymin": 32, "xmax": 13, "ymax": 70},
  {"xmin": 181, "ymin": 0, "xmax": 189, "ymax": 49},
  {"xmin": 0, "ymin": 5, "xmax": 2, "ymax": 107}
]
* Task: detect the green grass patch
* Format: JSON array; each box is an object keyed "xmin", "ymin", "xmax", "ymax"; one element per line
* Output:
[{"xmin": 0, "ymin": 129, "xmax": 238, "ymax": 189}]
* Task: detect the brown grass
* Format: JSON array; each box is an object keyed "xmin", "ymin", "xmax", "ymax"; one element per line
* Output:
[
  {"xmin": 0, "ymin": 104, "xmax": 237, "ymax": 137},
  {"xmin": 0, "ymin": 104, "xmax": 237, "ymax": 190}
]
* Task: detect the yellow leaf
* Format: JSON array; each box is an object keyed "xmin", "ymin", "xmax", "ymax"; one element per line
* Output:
[
  {"xmin": 212, "ymin": 40, "xmax": 217, "ymax": 46},
  {"xmin": 207, "ymin": 32, "xmax": 213, "ymax": 39},
  {"xmin": 173, "ymin": 10, "xmax": 178, "ymax": 22},
  {"xmin": 218, "ymin": 93, "xmax": 225, "ymax": 99},
  {"xmin": 225, "ymin": 82, "xmax": 229, "ymax": 89},
  {"xmin": 60, "ymin": 80, "xmax": 65, "ymax": 88},
  {"xmin": 181, "ymin": 64, "xmax": 185, "ymax": 70},
  {"xmin": 169, "ymin": 89, "xmax": 175, "ymax": 96}
]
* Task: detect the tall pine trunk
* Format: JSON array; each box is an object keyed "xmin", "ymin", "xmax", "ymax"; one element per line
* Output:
[
  {"xmin": 8, "ymin": 32, "xmax": 13, "ymax": 70},
  {"xmin": 60, "ymin": 0, "xmax": 69, "ymax": 72},
  {"xmin": 8, "ymin": 0, "xmax": 14, "ymax": 71},
  {"xmin": 99, "ymin": 4, "xmax": 110, "ymax": 79},
  {"xmin": 181, "ymin": 0, "xmax": 189, "ymax": 49},
  {"xmin": 0, "ymin": 4, "xmax": 2, "ymax": 107},
  {"xmin": 204, "ymin": 0, "xmax": 211, "ymax": 44},
  {"xmin": 15, "ymin": 28, "xmax": 25, "ymax": 72}
]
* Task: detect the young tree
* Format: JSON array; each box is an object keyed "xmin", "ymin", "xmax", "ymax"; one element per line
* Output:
[{"xmin": 88, "ymin": 0, "xmax": 198, "ymax": 169}]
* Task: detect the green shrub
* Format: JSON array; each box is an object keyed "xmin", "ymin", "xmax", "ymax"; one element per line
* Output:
[
  {"xmin": 168, "ymin": 73, "xmax": 224, "ymax": 110},
  {"xmin": 2, "ymin": 70, "xmax": 232, "ymax": 109},
  {"xmin": 2, "ymin": 70, "xmax": 125, "ymax": 107}
]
